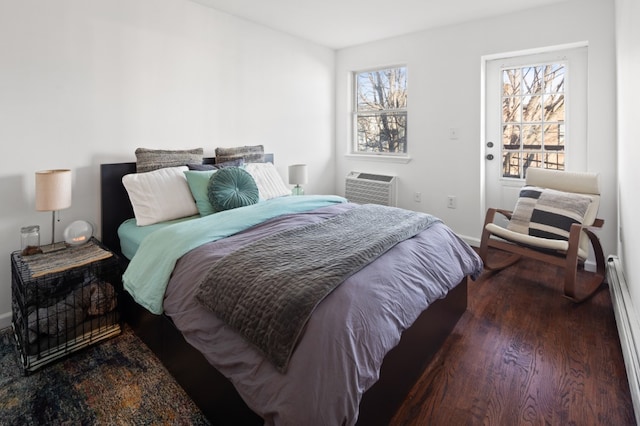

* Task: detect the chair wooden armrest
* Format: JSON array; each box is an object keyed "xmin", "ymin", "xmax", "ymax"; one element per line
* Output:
[
  {"xmin": 479, "ymin": 208, "xmax": 521, "ymax": 271},
  {"xmin": 494, "ymin": 208, "xmax": 514, "ymax": 220},
  {"xmin": 563, "ymin": 218, "xmax": 605, "ymax": 302},
  {"xmin": 483, "ymin": 208, "xmax": 513, "ymax": 225}
]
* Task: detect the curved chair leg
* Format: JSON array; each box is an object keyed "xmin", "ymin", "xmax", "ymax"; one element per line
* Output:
[
  {"xmin": 563, "ymin": 225, "xmax": 606, "ymax": 303},
  {"xmin": 479, "ymin": 208, "xmax": 521, "ymax": 271}
]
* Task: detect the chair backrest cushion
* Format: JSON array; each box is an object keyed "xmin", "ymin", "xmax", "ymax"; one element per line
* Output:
[
  {"xmin": 526, "ymin": 168, "xmax": 600, "ymax": 195},
  {"xmin": 523, "ymin": 168, "xmax": 601, "ymax": 254},
  {"xmin": 507, "ymin": 186, "xmax": 594, "ymax": 241}
]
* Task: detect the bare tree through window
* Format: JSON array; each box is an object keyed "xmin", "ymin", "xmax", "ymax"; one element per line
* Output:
[
  {"xmin": 354, "ymin": 67, "xmax": 407, "ymax": 154},
  {"xmin": 501, "ymin": 63, "xmax": 565, "ymax": 178}
]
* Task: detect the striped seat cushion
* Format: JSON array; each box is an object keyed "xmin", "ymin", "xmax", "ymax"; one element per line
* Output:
[{"xmin": 507, "ymin": 186, "xmax": 593, "ymax": 241}]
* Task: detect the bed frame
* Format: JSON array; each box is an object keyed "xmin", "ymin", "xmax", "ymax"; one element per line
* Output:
[{"xmin": 100, "ymin": 158, "xmax": 468, "ymax": 426}]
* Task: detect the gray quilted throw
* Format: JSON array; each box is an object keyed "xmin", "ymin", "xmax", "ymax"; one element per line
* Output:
[{"xmin": 195, "ymin": 204, "xmax": 441, "ymax": 372}]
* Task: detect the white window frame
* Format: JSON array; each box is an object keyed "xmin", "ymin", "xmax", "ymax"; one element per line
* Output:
[{"xmin": 351, "ymin": 66, "xmax": 408, "ymax": 160}]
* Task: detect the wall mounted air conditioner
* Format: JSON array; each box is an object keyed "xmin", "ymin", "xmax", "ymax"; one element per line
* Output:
[{"xmin": 345, "ymin": 171, "xmax": 397, "ymax": 207}]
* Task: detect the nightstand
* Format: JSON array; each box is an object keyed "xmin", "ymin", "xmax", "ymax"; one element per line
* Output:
[{"xmin": 11, "ymin": 237, "xmax": 122, "ymax": 374}]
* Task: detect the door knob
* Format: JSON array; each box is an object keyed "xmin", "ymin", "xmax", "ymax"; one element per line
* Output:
[{"xmin": 486, "ymin": 154, "xmax": 494, "ymax": 160}]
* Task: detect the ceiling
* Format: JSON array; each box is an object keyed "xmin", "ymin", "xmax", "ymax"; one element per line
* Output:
[{"xmin": 191, "ymin": 0, "xmax": 569, "ymax": 49}]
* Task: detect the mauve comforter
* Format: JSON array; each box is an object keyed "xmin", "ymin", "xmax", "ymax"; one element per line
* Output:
[{"xmin": 163, "ymin": 203, "xmax": 483, "ymax": 426}]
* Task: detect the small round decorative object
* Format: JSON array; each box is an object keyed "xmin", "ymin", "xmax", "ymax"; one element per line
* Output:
[{"xmin": 64, "ymin": 220, "xmax": 93, "ymax": 246}]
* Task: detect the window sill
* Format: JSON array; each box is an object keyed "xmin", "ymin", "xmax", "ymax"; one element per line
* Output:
[{"xmin": 344, "ymin": 154, "xmax": 412, "ymax": 164}]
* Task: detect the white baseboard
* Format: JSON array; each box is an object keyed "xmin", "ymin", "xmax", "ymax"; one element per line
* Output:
[
  {"xmin": 608, "ymin": 255, "xmax": 640, "ymax": 425},
  {"xmin": 0, "ymin": 311, "xmax": 12, "ymax": 330}
]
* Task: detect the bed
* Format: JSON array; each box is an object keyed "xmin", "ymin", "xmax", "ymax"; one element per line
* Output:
[{"xmin": 100, "ymin": 153, "xmax": 483, "ymax": 426}]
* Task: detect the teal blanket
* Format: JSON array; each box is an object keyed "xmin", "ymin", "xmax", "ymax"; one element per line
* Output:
[{"xmin": 123, "ymin": 195, "xmax": 347, "ymax": 314}]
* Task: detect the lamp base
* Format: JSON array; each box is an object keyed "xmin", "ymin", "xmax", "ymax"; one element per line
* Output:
[
  {"xmin": 292, "ymin": 185, "xmax": 304, "ymax": 196},
  {"xmin": 40, "ymin": 242, "xmax": 67, "ymax": 254}
]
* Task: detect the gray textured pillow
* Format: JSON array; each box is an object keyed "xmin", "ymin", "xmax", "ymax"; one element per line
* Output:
[
  {"xmin": 135, "ymin": 148, "xmax": 204, "ymax": 173},
  {"xmin": 215, "ymin": 145, "xmax": 264, "ymax": 164}
]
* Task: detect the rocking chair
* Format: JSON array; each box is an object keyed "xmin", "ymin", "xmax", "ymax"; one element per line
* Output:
[{"xmin": 479, "ymin": 168, "xmax": 605, "ymax": 302}]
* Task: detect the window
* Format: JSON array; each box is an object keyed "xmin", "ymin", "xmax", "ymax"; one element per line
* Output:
[
  {"xmin": 353, "ymin": 66, "xmax": 407, "ymax": 155},
  {"xmin": 501, "ymin": 63, "xmax": 565, "ymax": 178}
]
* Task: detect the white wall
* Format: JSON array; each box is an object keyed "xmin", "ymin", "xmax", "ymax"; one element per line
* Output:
[
  {"xmin": 0, "ymin": 0, "xmax": 335, "ymax": 327},
  {"xmin": 335, "ymin": 0, "xmax": 617, "ymax": 254},
  {"xmin": 616, "ymin": 0, "xmax": 640, "ymax": 345}
]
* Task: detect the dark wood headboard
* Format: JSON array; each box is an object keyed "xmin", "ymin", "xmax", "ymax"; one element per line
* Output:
[{"xmin": 99, "ymin": 154, "xmax": 274, "ymax": 257}]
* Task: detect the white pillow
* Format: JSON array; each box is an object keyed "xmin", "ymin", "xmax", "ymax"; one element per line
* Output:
[
  {"xmin": 122, "ymin": 166, "xmax": 198, "ymax": 226},
  {"xmin": 244, "ymin": 163, "xmax": 291, "ymax": 200}
]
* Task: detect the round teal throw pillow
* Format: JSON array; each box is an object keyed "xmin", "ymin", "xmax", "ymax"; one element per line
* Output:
[{"xmin": 207, "ymin": 167, "xmax": 259, "ymax": 212}]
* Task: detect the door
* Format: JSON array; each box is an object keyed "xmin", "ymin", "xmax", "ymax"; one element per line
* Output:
[{"xmin": 484, "ymin": 46, "xmax": 588, "ymax": 217}]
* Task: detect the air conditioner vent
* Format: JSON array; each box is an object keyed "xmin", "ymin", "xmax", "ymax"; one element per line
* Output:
[
  {"xmin": 355, "ymin": 173, "xmax": 395, "ymax": 183},
  {"xmin": 345, "ymin": 171, "xmax": 397, "ymax": 207}
]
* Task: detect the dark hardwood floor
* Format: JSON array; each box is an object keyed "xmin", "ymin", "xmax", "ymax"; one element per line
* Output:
[{"xmin": 391, "ymin": 249, "xmax": 636, "ymax": 425}]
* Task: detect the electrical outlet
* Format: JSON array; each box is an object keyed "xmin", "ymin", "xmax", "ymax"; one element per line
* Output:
[
  {"xmin": 447, "ymin": 195, "xmax": 457, "ymax": 209},
  {"xmin": 414, "ymin": 192, "xmax": 422, "ymax": 203}
]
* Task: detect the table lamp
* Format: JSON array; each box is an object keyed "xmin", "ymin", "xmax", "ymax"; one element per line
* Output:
[
  {"xmin": 36, "ymin": 169, "xmax": 72, "ymax": 253},
  {"xmin": 288, "ymin": 164, "xmax": 308, "ymax": 196}
]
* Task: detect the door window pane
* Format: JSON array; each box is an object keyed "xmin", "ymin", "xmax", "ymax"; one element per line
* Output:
[
  {"xmin": 522, "ymin": 125, "xmax": 542, "ymax": 150},
  {"xmin": 522, "ymin": 95, "xmax": 543, "ymax": 121},
  {"xmin": 544, "ymin": 64, "xmax": 565, "ymax": 93},
  {"xmin": 502, "ymin": 97, "xmax": 521, "ymax": 123},
  {"xmin": 501, "ymin": 62, "xmax": 566, "ymax": 178},
  {"xmin": 502, "ymin": 125, "xmax": 521, "ymax": 149},
  {"xmin": 543, "ymin": 124, "xmax": 565, "ymax": 150},
  {"xmin": 502, "ymin": 151, "xmax": 522, "ymax": 179}
]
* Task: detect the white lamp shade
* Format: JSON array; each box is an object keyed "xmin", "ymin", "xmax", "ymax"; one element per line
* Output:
[
  {"xmin": 288, "ymin": 164, "xmax": 308, "ymax": 185},
  {"xmin": 35, "ymin": 169, "xmax": 72, "ymax": 211}
]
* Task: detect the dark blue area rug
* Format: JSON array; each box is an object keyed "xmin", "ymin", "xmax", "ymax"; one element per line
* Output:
[{"xmin": 0, "ymin": 325, "xmax": 210, "ymax": 425}]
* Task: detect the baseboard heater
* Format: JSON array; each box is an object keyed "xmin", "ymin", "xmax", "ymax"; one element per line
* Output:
[{"xmin": 608, "ymin": 255, "xmax": 640, "ymax": 424}]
